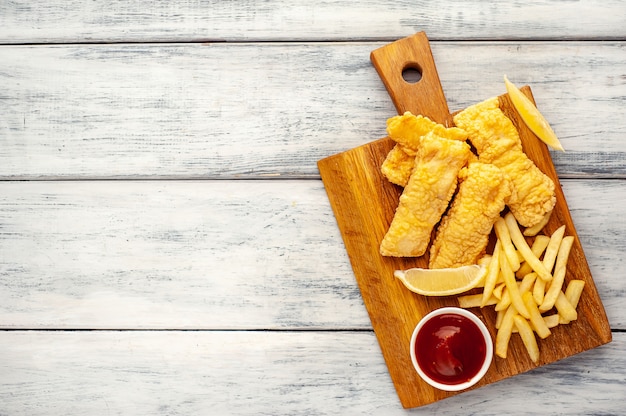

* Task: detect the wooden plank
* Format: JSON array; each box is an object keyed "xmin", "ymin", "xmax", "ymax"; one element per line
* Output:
[
  {"xmin": 0, "ymin": 180, "xmax": 623, "ymax": 330},
  {"xmin": 0, "ymin": 330, "xmax": 623, "ymax": 415},
  {"xmin": 0, "ymin": 180, "xmax": 367, "ymax": 329},
  {"xmin": 1, "ymin": 0, "xmax": 625, "ymax": 43},
  {"xmin": 0, "ymin": 42, "xmax": 625, "ymax": 179}
]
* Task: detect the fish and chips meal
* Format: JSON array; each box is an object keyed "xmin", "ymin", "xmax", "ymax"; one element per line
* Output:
[{"xmin": 382, "ymin": 79, "xmax": 582, "ymax": 363}]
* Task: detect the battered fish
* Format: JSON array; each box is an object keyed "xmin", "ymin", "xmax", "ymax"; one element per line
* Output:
[
  {"xmin": 381, "ymin": 112, "xmax": 468, "ymax": 187},
  {"xmin": 453, "ymin": 98, "xmax": 555, "ymax": 227},
  {"xmin": 380, "ymin": 131, "xmax": 471, "ymax": 257},
  {"xmin": 380, "ymin": 145, "xmax": 414, "ymax": 187},
  {"xmin": 429, "ymin": 162, "xmax": 512, "ymax": 269}
]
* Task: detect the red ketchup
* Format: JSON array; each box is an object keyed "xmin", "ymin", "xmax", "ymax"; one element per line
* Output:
[{"xmin": 414, "ymin": 312, "xmax": 487, "ymax": 386}]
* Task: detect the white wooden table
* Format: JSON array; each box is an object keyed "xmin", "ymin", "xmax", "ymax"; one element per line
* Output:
[{"xmin": 1, "ymin": 1, "xmax": 625, "ymax": 414}]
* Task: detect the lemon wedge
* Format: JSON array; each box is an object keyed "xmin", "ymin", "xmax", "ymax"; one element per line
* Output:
[
  {"xmin": 504, "ymin": 75, "xmax": 564, "ymax": 151},
  {"xmin": 394, "ymin": 265, "xmax": 487, "ymax": 296}
]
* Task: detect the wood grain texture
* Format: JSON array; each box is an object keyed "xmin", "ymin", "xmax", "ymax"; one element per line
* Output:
[
  {"xmin": 1, "ymin": 0, "xmax": 625, "ymax": 43},
  {"xmin": 1, "ymin": 180, "xmax": 623, "ymax": 331},
  {"xmin": 0, "ymin": 42, "xmax": 625, "ymax": 179},
  {"xmin": 0, "ymin": 330, "xmax": 624, "ymax": 416},
  {"xmin": 0, "ymin": 180, "xmax": 366, "ymax": 329},
  {"xmin": 370, "ymin": 32, "xmax": 452, "ymax": 124}
]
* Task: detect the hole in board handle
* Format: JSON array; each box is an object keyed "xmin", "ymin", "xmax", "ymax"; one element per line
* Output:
[{"xmin": 402, "ymin": 63, "xmax": 423, "ymax": 84}]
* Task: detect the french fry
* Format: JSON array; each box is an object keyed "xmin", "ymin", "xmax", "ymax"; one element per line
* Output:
[
  {"xmin": 499, "ymin": 244, "xmax": 530, "ymax": 319},
  {"xmin": 539, "ymin": 236, "xmax": 574, "ymax": 312},
  {"xmin": 453, "ymin": 211, "xmax": 583, "ymax": 364},
  {"xmin": 495, "ymin": 309, "xmax": 504, "ymax": 330},
  {"xmin": 523, "ymin": 210, "xmax": 552, "ymax": 236},
  {"xmin": 499, "ymin": 273, "xmax": 536, "ymax": 310},
  {"xmin": 542, "ymin": 224, "xmax": 566, "ymax": 273},
  {"xmin": 543, "ymin": 314, "xmax": 560, "ymax": 328},
  {"xmin": 496, "ymin": 305, "xmax": 518, "ymax": 359},
  {"xmin": 559, "ymin": 279, "xmax": 586, "ymax": 327},
  {"xmin": 523, "ymin": 292, "xmax": 551, "ymax": 339},
  {"xmin": 500, "ymin": 272, "xmax": 537, "ymax": 313},
  {"xmin": 481, "ymin": 240, "xmax": 501, "ymax": 306},
  {"xmin": 514, "ymin": 315, "xmax": 540, "ymax": 363},
  {"xmin": 494, "ymin": 217, "xmax": 520, "ymax": 272},
  {"xmin": 495, "ymin": 286, "xmax": 511, "ymax": 311},
  {"xmin": 534, "ymin": 235, "xmax": 552, "ymax": 252},
  {"xmin": 555, "ymin": 291, "xmax": 578, "ymax": 323},
  {"xmin": 516, "ymin": 235, "xmax": 550, "ymax": 278},
  {"xmin": 532, "ymin": 277, "xmax": 546, "ymax": 305},
  {"xmin": 520, "ymin": 272, "xmax": 538, "ymax": 294},
  {"xmin": 493, "ymin": 281, "xmax": 506, "ymax": 300},
  {"xmin": 504, "ymin": 212, "xmax": 552, "ymax": 281},
  {"xmin": 565, "ymin": 280, "xmax": 585, "ymax": 308},
  {"xmin": 516, "ymin": 264, "xmax": 529, "ymax": 280},
  {"xmin": 458, "ymin": 293, "xmax": 498, "ymax": 308}
]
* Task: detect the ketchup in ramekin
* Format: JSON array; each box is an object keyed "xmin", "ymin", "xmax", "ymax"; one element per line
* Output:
[{"xmin": 410, "ymin": 307, "xmax": 493, "ymax": 391}]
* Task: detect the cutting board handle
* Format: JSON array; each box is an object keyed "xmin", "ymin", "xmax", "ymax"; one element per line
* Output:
[{"xmin": 370, "ymin": 32, "xmax": 452, "ymax": 126}]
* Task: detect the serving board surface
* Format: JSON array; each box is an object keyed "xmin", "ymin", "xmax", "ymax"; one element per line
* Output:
[{"xmin": 317, "ymin": 33, "xmax": 612, "ymax": 409}]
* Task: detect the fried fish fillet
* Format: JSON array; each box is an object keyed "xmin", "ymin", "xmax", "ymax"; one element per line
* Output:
[
  {"xmin": 387, "ymin": 112, "xmax": 468, "ymax": 151},
  {"xmin": 429, "ymin": 162, "xmax": 512, "ymax": 269},
  {"xmin": 380, "ymin": 132, "xmax": 471, "ymax": 257},
  {"xmin": 380, "ymin": 145, "xmax": 414, "ymax": 187},
  {"xmin": 453, "ymin": 98, "xmax": 556, "ymax": 227},
  {"xmin": 381, "ymin": 112, "xmax": 468, "ymax": 187}
]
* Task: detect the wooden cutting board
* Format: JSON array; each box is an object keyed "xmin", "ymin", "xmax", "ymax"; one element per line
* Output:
[{"xmin": 317, "ymin": 32, "xmax": 612, "ymax": 409}]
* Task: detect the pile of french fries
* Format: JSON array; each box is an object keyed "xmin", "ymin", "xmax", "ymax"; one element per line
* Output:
[{"xmin": 458, "ymin": 212, "xmax": 584, "ymax": 363}]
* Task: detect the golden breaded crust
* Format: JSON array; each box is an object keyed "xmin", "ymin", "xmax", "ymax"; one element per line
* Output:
[
  {"xmin": 380, "ymin": 132, "xmax": 471, "ymax": 257},
  {"xmin": 380, "ymin": 145, "xmax": 414, "ymax": 187},
  {"xmin": 429, "ymin": 162, "xmax": 512, "ymax": 268},
  {"xmin": 452, "ymin": 98, "xmax": 522, "ymax": 159},
  {"xmin": 382, "ymin": 112, "xmax": 469, "ymax": 187},
  {"xmin": 453, "ymin": 98, "xmax": 555, "ymax": 227},
  {"xmin": 387, "ymin": 111, "xmax": 467, "ymax": 152}
]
